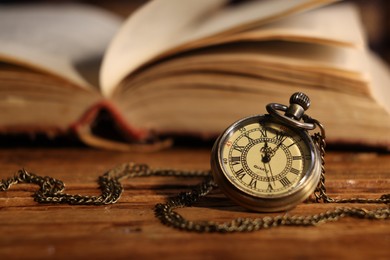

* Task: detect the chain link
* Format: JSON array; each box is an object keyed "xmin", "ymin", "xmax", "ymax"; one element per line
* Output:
[
  {"xmin": 309, "ymin": 119, "xmax": 389, "ymax": 205},
  {"xmin": 0, "ymin": 163, "xmax": 210, "ymax": 205},
  {"xmin": 1, "ymin": 130, "xmax": 389, "ymax": 232},
  {"xmin": 153, "ymin": 120, "xmax": 389, "ymax": 232}
]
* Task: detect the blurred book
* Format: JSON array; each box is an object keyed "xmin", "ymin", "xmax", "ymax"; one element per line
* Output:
[{"xmin": 0, "ymin": 0, "xmax": 389, "ymax": 150}]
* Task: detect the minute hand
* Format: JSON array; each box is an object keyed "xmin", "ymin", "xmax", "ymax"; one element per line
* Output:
[
  {"xmin": 264, "ymin": 162, "xmax": 276, "ymax": 186},
  {"xmin": 271, "ymin": 135, "xmax": 288, "ymax": 154}
]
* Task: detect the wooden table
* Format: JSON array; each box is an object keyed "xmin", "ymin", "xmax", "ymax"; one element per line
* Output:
[{"xmin": 0, "ymin": 148, "xmax": 389, "ymax": 259}]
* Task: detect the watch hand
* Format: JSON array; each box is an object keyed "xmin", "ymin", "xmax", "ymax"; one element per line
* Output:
[
  {"xmin": 271, "ymin": 135, "xmax": 288, "ymax": 154},
  {"xmin": 262, "ymin": 162, "xmax": 271, "ymax": 184},
  {"xmin": 261, "ymin": 141, "xmax": 273, "ymax": 163},
  {"xmin": 260, "ymin": 141, "xmax": 268, "ymax": 155},
  {"xmin": 265, "ymin": 162, "xmax": 276, "ymax": 186},
  {"xmin": 271, "ymin": 144, "xmax": 282, "ymax": 154}
]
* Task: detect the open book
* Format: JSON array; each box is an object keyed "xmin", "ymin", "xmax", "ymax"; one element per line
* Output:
[{"xmin": 1, "ymin": 0, "xmax": 390, "ymax": 150}]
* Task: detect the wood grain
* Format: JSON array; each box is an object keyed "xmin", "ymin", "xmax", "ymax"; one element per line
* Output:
[{"xmin": 0, "ymin": 148, "xmax": 389, "ymax": 259}]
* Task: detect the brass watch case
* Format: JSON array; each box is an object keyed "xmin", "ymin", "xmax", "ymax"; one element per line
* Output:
[{"xmin": 211, "ymin": 114, "xmax": 321, "ymax": 212}]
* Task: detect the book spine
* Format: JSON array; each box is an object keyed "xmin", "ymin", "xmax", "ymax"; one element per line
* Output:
[
  {"xmin": 71, "ymin": 101, "xmax": 172, "ymax": 151},
  {"xmin": 71, "ymin": 100, "xmax": 148, "ymax": 141}
]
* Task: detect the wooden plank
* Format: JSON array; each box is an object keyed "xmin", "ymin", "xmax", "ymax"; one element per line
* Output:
[{"xmin": 0, "ymin": 148, "xmax": 389, "ymax": 259}]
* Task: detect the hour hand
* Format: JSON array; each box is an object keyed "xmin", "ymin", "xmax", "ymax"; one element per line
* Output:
[
  {"xmin": 261, "ymin": 153, "xmax": 270, "ymax": 163},
  {"xmin": 260, "ymin": 142, "xmax": 272, "ymax": 163}
]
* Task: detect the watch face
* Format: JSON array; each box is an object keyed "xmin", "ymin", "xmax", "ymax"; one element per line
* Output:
[{"xmin": 213, "ymin": 115, "xmax": 318, "ymax": 207}]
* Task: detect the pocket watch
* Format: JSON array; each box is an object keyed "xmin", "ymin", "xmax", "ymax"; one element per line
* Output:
[{"xmin": 211, "ymin": 92, "xmax": 322, "ymax": 212}]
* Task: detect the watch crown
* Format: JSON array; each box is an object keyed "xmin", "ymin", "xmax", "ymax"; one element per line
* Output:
[
  {"xmin": 289, "ymin": 92, "xmax": 310, "ymax": 110},
  {"xmin": 285, "ymin": 92, "xmax": 311, "ymax": 120}
]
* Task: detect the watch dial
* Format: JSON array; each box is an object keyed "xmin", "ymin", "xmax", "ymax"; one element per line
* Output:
[{"xmin": 220, "ymin": 118, "xmax": 312, "ymax": 197}]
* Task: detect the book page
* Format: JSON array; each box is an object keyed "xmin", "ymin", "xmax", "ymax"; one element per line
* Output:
[
  {"xmin": 101, "ymin": 0, "xmax": 339, "ymax": 96},
  {"xmin": 368, "ymin": 52, "xmax": 390, "ymax": 113},
  {"xmin": 0, "ymin": 4, "xmax": 122, "ymax": 90},
  {"xmin": 212, "ymin": 3, "xmax": 365, "ymax": 48},
  {"xmin": 120, "ymin": 41, "xmax": 370, "ymax": 97},
  {"xmin": 112, "ymin": 71, "xmax": 390, "ymax": 148}
]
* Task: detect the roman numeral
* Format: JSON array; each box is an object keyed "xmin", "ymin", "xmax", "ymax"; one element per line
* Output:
[
  {"xmin": 292, "ymin": 156, "xmax": 302, "ymax": 160},
  {"xmin": 259, "ymin": 128, "xmax": 267, "ymax": 138},
  {"xmin": 249, "ymin": 178, "xmax": 257, "ymax": 188},
  {"xmin": 230, "ymin": 156, "xmax": 241, "ymax": 165},
  {"xmin": 290, "ymin": 168, "xmax": 300, "ymax": 175},
  {"xmin": 274, "ymin": 131, "xmax": 287, "ymax": 143},
  {"xmin": 235, "ymin": 168, "xmax": 246, "ymax": 180},
  {"xmin": 243, "ymin": 132, "xmax": 254, "ymax": 143},
  {"xmin": 233, "ymin": 145, "xmax": 245, "ymax": 153},
  {"xmin": 267, "ymin": 183, "xmax": 273, "ymax": 191},
  {"xmin": 280, "ymin": 177, "xmax": 291, "ymax": 187}
]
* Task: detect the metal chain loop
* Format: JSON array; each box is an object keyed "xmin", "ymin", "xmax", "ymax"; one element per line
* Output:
[
  {"xmin": 155, "ymin": 189, "xmax": 389, "ymax": 233},
  {"xmin": 153, "ymin": 118, "xmax": 389, "ymax": 232},
  {"xmin": 1, "ymin": 130, "xmax": 389, "ymax": 232},
  {"xmin": 0, "ymin": 163, "xmax": 210, "ymax": 206},
  {"xmin": 308, "ymin": 119, "xmax": 390, "ymax": 205}
]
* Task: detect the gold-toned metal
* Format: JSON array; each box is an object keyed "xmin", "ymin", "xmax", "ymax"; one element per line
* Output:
[
  {"xmin": 210, "ymin": 115, "xmax": 321, "ymax": 212},
  {"xmin": 0, "ymin": 145, "xmax": 389, "ymax": 233},
  {"xmin": 154, "ymin": 129, "xmax": 390, "ymax": 232},
  {"xmin": 0, "ymin": 163, "xmax": 210, "ymax": 205},
  {"xmin": 211, "ymin": 92, "xmax": 323, "ymax": 212}
]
